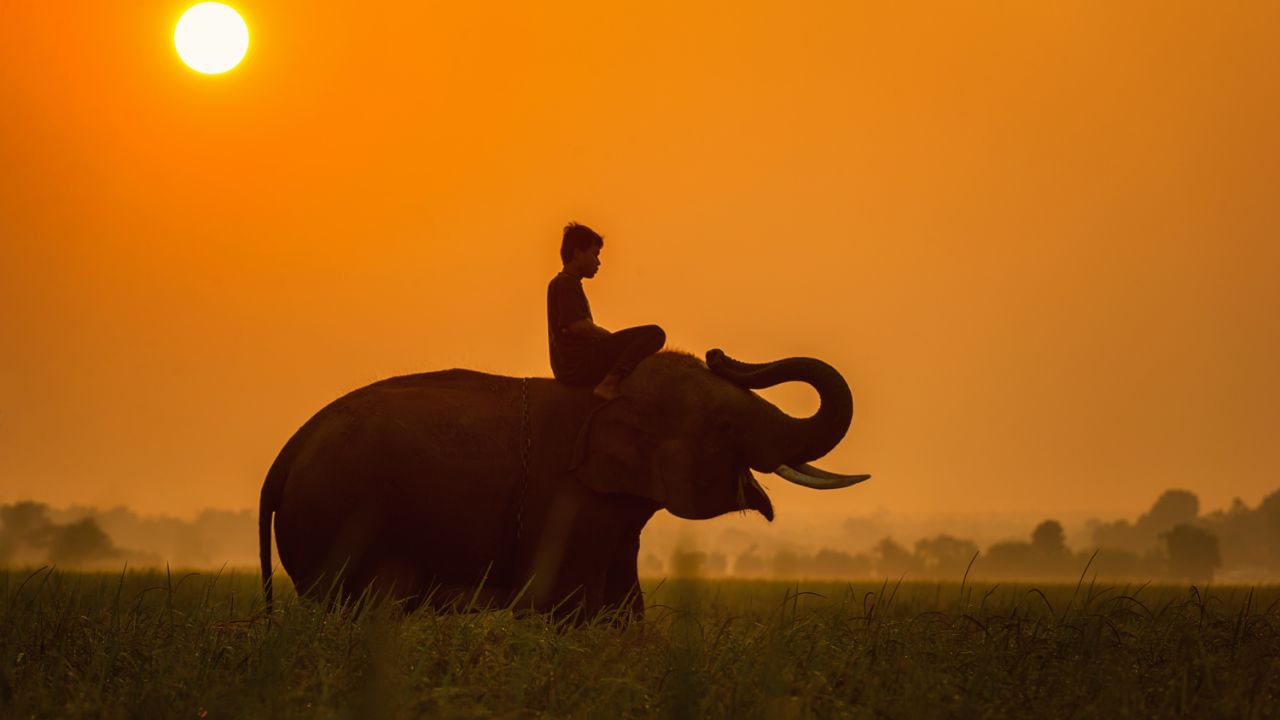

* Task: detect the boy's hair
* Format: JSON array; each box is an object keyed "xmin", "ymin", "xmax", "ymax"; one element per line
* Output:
[{"xmin": 560, "ymin": 222, "xmax": 604, "ymax": 264}]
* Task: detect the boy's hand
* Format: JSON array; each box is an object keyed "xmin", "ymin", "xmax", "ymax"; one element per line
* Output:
[{"xmin": 567, "ymin": 318, "xmax": 612, "ymax": 340}]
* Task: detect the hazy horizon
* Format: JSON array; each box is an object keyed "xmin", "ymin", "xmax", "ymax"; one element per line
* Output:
[
  {"xmin": 5, "ymin": 483, "xmax": 1276, "ymax": 584},
  {"xmin": 4, "ymin": 486, "xmax": 1273, "ymax": 534}
]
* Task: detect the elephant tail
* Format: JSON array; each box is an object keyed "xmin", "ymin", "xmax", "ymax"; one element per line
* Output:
[
  {"xmin": 259, "ymin": 436, "xmax": 296, "ymax": 612},
  {"xmin": 259, "ymin": 480, "xmax": 276, "ymax": 611}
]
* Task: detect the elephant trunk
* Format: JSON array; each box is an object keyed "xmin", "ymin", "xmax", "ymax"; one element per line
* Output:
[{"xmin": 705, "ymin": 349, "xmax": 853, "ymax": 467}]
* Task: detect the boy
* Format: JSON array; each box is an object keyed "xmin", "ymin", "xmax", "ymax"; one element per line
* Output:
[{"xmin": 547, "ymin": 222, "xmax": 666, "ymax": 400}]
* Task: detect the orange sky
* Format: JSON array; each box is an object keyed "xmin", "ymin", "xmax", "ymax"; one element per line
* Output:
[{"xmin": 2, "ymin": 1, "xmax": 1277, "ymax": 522}]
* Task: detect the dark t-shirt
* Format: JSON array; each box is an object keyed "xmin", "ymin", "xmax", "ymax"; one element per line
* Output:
[{"xmin": 547, "ymin": 272, "xmax": 594, "ymax": 378}]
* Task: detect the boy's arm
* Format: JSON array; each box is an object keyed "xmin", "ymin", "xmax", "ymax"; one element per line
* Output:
[
  {"xmin": 566, "ymin": 318, "xmax": 611, "ymax": 339},
  {"xmin": 551, "ymin": 275, "xmax": 606, "ymax": 339}
]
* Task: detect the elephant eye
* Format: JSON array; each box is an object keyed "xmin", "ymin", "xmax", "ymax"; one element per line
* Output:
[{"xmin": 712, "ymin": 419, "xmax": 739, "ymax": 440}]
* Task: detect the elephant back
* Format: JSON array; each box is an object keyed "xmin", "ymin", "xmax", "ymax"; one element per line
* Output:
[{"xmin": 272, "ymin": 369, "xmax": 530, "ymax": 596}]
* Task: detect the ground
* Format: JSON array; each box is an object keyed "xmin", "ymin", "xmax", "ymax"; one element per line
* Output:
[{"xmin": 1, "ymin": 569, "xmax": 1278, "ymax": 718}]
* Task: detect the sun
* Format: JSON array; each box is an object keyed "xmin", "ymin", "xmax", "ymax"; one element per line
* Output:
[{"xmin": 174, "ymin": 3, "xmax": 249, "ymax": 74}]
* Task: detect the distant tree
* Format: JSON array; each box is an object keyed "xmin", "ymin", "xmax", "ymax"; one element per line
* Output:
[
  {"xmin": 1086, "ymin": 547, "xmax": 1154, "ymax": 579},
  {"xmin": 1141, "ymin": 490, "xmax": 1200, "ymax": 534},
  {"xmin": 638, "ymin": 552, "xmax": 665, "ymax": 577},
  {"xmin": 1084, "ymin": 489, "xmax": 1242, "ymax": 581},
  {"xmin": 670, "ymin": 549, "xmax": 699, "ymax": 577},
  {"xmin": 1090, "ymin": 518, "xmax": 1141, "ymax": 553},
  {"xmin": 914, "ymin": 535, "xmax": 979, "ymax": 579},
  {"xmin": 1032, "ymin": 520, "xmax": 1067, "ymax": 555},
  {"xmin": 980, "ymin": 520, "xmax": 1083, "ymax": 580},
  {"xmin": 1261, "ymin": 490, "xmax": 1280, "ymax": 572},
  {"xmin": 1200, "ymin": 496, "xmax": 1268, "ymax": 574},
  {"xmin": 772, "ymin": 550, "xmax": 802, "ymax": 578},
  {"xmin": 809, "ymin": 548, "xmax": 872, "ymax": 578},
  {"xmin": 670, "ymin": 549, "xmax": 726, "ymax": 577},
  {"xmin": 48, "ymin": 518, "xmax": 118, "ymax": 567},
  {"xmin": 1, "ymin": 502, "xmax": 53, "ymax": 537},
  {"xmin": 1162, "ymin": 524, "xmax": 1221, "ymax": 583},
  {"xmin": 875, "ymin": 537, "xmax": 923, "ymax": 577},
  {"xmin": 0, "ymin": 502, "xmax": 55, "ymax": 565},
  {"xmin": 981, "ymin": 541, "xmax": 1035, "ymax": 579}
]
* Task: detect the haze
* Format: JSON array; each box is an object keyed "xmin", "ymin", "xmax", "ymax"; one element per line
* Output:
[{"xmin": 1, "ymin": 1, "xmax": 1277, "ymax": 524}]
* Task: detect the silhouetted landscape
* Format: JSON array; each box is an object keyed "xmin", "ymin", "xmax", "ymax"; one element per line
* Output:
[
  {"xmin": 0, "ymin": 502, "xmax": 253, "ymax": 570},
  {"xmin": 4, "ymin": 0, "xmax": 1277, "ymax": 714},
  {"xmin": 5, "ymin": 487, "xmax": 1276, "ymax": 583},
  {"xmin": 646, "ymin": 487, "xmax": 1279, "ymax": 583}
]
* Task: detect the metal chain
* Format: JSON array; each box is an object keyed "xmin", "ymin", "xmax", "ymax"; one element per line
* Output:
[{"xmin": 514, "ymin": 377, "xmax": 532, "ymax": 548}]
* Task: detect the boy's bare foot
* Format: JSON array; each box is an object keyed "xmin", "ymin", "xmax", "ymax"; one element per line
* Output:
[{"xmin": 593, "ymin": 375, "xmax": 622, "ymax": 401}]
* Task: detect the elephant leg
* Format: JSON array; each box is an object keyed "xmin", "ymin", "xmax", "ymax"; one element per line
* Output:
[{"xmin": 602, "ymin": 534, "xmax": 644, "ymax": 623}]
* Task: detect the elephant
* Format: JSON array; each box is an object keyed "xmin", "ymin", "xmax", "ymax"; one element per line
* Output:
[{"xmin": 258, "ymin": 348, "xmax": 869, "ymax": 618}]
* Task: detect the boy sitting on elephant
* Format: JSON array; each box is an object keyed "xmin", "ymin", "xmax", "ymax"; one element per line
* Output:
[{"xmin": 547, "ymin": 222, "xmax": 666, "ymax": 401}]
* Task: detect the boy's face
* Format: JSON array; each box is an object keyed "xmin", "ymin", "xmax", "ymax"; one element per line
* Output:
[{"xmin": 572, "ymin": 244, "xmax": 602, "ymax": 278}]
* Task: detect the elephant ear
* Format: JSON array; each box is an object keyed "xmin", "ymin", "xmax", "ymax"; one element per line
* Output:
[{"xmin": 571, "ymin": 397, "xmax": 668, "ymax": 505}]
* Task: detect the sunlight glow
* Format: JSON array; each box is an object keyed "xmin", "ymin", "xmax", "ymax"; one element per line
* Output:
[{"xmin": 174, "ymin": 3, "xmax": 249, "ymax": 75}]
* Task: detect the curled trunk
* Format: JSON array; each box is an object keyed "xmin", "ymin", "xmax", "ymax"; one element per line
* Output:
[{"xmin": 705, "ymin": 348, "xmax": 853, "ymax": 467}]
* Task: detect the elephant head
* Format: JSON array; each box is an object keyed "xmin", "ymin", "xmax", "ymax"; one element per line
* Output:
[{"xmin": 574, "ymin": 349, "xmax": 869, "ymax": 521}]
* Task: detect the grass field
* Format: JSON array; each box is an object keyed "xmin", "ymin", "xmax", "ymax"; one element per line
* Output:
[{"xmin": 1, "ymin": 568, "xmax": 1278, "ymax": 719}]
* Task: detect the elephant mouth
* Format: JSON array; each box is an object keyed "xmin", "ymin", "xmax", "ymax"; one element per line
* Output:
[{"xmin": 738, "ymin": 467, "xmax": 774, "ymax": 522}]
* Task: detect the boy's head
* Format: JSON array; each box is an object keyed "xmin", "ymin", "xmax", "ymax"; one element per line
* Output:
[{"xmin": 560, "ymin": 222, "xmax": 604, "ymax": 278}]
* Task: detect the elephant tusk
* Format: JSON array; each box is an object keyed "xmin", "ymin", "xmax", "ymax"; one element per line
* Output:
[{"xmin": 774, "ymin": 462, "xmax": 871, "ymax": 490}]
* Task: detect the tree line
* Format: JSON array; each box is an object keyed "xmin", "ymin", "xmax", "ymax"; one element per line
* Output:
[
  {"xmin": 0, "ymin": 502, "xmax": 256, "ymax": 569},
  {"xmin": 649, "ymin": 488, "xmax": 1280, "ymax": 583},
  {"xmin": 3, "ymin": 487, "xmax": 1278, "ymax": 583}
]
